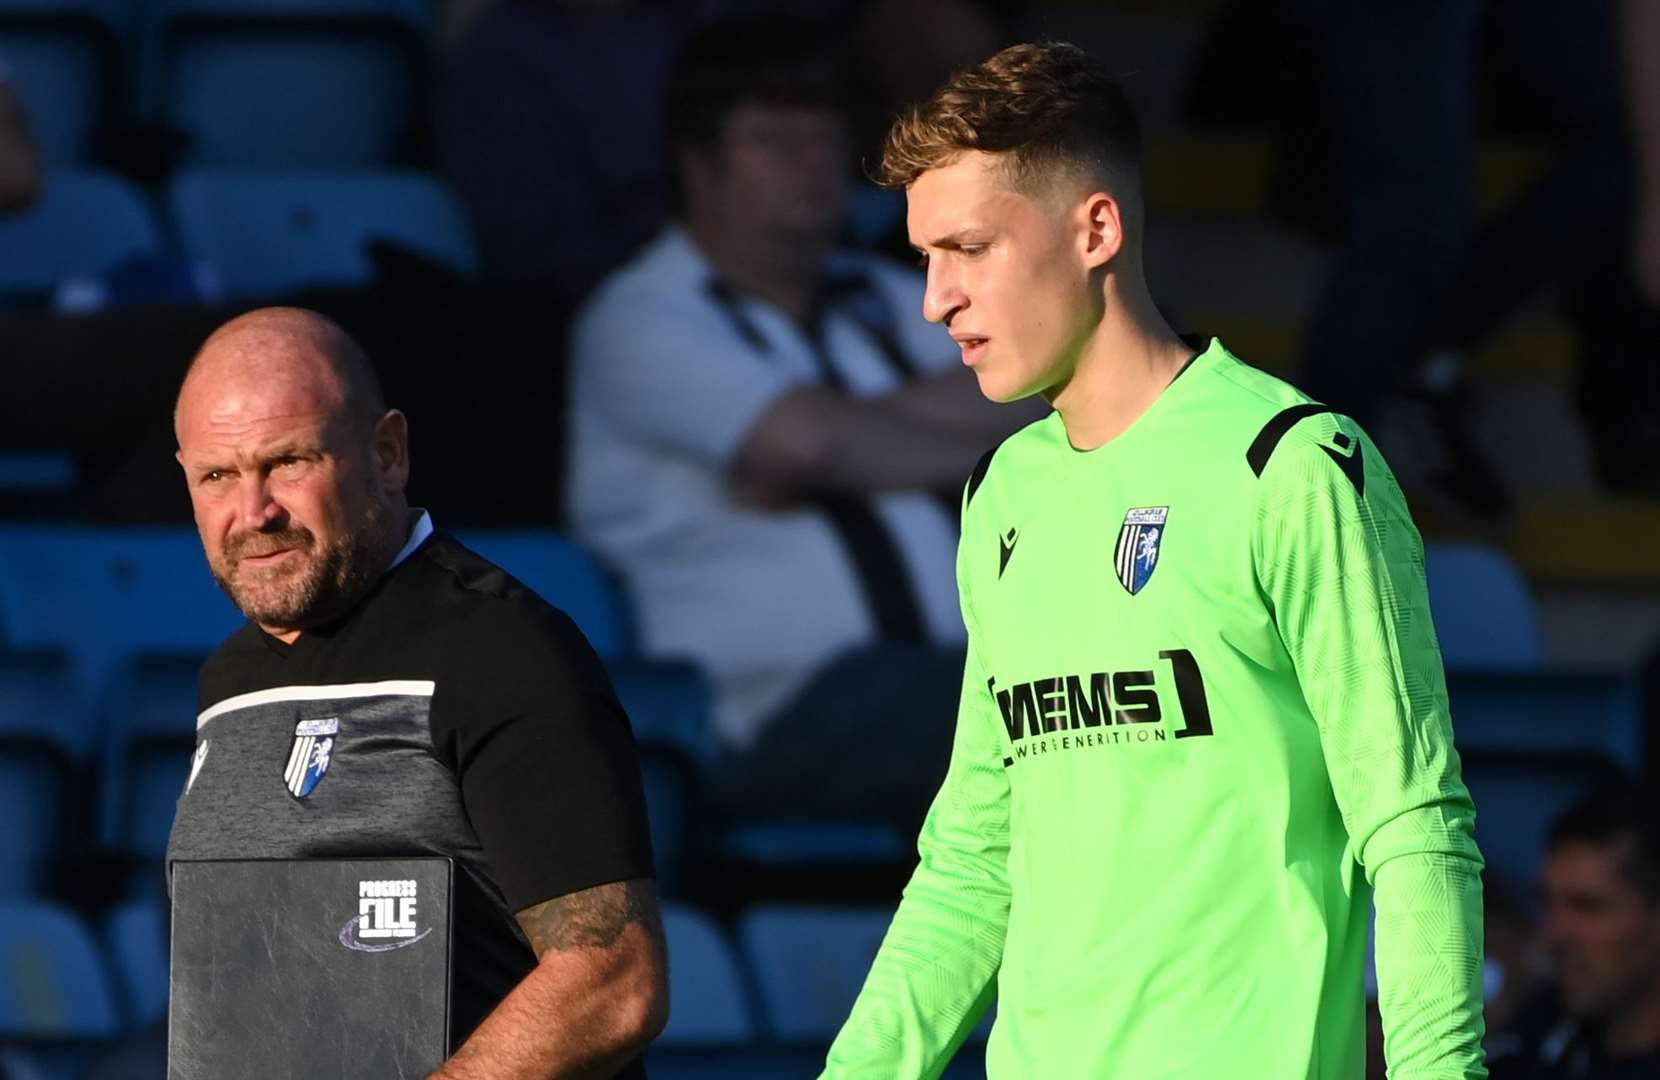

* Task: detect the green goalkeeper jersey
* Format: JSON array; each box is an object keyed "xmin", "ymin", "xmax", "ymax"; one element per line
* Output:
[{"xmin": 823, "ymin": 338, "xmax": 1487, "ymax": 1079}]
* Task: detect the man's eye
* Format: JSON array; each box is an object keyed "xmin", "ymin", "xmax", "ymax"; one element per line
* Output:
[
  {"xmin": 960, "ymin": 244, "xmax": 988, "ymax": 257},
  {"xmin": 915, "ymin": 252, "xmax": 930, "ymax": 268},
  {"xmin": 202, "ymin": 470, "xmax": 227, "ymax": 483}
]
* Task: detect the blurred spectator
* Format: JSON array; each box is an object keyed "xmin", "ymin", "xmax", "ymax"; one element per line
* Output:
[
  {"xmin": 1488, "ymin": 779, "xmax": 1660, "ymax": 1079},
  {"xmin": 0, "ymin": 63, "xmax": 40, "ymax": 213},
  {"xmin": 1199, "ymin": 0, "xmax": 1658, "ymax": 509},
  {"xmin": 566, "ymin": 16, "xmax": 1041, "ymax": 831},
  {"xmin": 1627, "ymin": 0, "xmax": 1660, "ymax": 309},
  {"xmin": 435, "ymin": 0, "xmax": 688, "ymax": 305}
]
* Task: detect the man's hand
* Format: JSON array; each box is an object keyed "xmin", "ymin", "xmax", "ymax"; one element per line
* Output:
[{"xmin": 429, "ymin": 879, "xmax": 667, "ymax": 1079}]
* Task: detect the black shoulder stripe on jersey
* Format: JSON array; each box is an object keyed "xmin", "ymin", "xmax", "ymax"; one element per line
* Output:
[
  {"xmin": 964, "ymin": 441, "xmax": 1003, "ymax": 508},
  {"xmin": 1246, "ymin": 403, "xmax": 1336, "ymax": 477}
]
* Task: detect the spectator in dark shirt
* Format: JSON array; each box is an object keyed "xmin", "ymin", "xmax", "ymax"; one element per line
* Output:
[
  {"xmin": 435, "ymin": 0, "xmax": 687, "ymax": 306},
  {"xmin": 1489, "ymin": 779, "xmax": 1660, "ymax": 1080}
]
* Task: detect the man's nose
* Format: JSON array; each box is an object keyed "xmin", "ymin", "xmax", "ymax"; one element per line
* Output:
[
  {"xmin": 236, "ymin": 474, "xmax": 282, "ymax": 530},
  {"xmin": 922, "ymin": 266, "xmax": 964, "ymax": 326}
]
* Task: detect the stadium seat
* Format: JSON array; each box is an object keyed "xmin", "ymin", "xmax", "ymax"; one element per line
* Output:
[
  {"xmin": 0, "ymin": 170, "xmax": 161, "ymax": 294},
  {"xmin": 167, "ymin": 168, "xmax": 478, "ymax": 297},
  {"xmin": 1424, "ymin": 542, "xmax": 1543, "ymax": 669},
  {"xmin": 737, "ymin": 905, "xmax": 895, "ymax": 1042},
  {"xmin": 1446, "ymin": 669, "xmax": 1644, "ymax": 767},
  {"xmin": 719, "ymin": 821, "xmax": 909, "ymax": 866},
  {"xmin": 0, "ymin": 526, "xmax": 242, "ymax": 693},
  {"xmin": 658, "ymin": 904, "xmax": 755, "ymax": 1047},
  {"xmin": 0, "ymin": 1046, "xmax": 51, "ymax": 1080},
  {"xmin": 1460, "ymin": 749, "xmax": 1621, "ymax": 888},
  {"xmin": 100, "ymin": 654, "xmax": 202, "ymax": 859},
  {"xmin": 607, "ymin": 658, "xmax": 712, "ymax": 760},
  {"xmin": 0, "ymin": 1, "xmax": 125, "ymax": 165},
  {"xmin": 153, "ymin": 5, "xmax": 425, "ymax": 168},
  {"xmin": 103, "ymin": 898, "xmax": 168, "ymax": 1025},
  {"xmin": 0, "ymin": 651, "xmax": 85, "ymax": 898},
  {"xmin": 454, "ymin": 530, "xmax": 629, "ymax": 658},
  {"xmin": 0, "ymin": 902, "xmax": 120, "ymax": 1074}
]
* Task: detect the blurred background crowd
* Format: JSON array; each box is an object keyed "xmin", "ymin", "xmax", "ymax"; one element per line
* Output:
[{"xmin": 0, "ymin": 0, "xmax": 1657, "ymax": 1078}]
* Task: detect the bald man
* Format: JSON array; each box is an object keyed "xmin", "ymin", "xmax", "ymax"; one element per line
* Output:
[{"xmin": 167, "ymin": 308, "xmax": 666, "ymax": 1079}]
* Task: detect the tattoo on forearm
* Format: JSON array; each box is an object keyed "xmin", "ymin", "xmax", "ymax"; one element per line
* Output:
[{"xmin": 516, "ymin": 879, "xmax": 663, "ymax": 956}]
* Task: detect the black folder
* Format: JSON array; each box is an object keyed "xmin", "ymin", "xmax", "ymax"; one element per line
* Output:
[{"xmin": 169, "ymin": 857, "xmax": 454, "ymax": 1080}]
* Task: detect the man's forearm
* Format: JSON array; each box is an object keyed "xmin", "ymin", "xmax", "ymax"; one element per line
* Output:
[
  {"xmin": 733, "ymin": 385, "xmax": 995, "ymax": 497},
  {"xmin": 1372, "ymin": 848, "xmax": 1488, "ymax": 1079},
  {"xmin": 881, "ymin": 367, "xmax": 1049, "ymax": 440},
  {"xmin": 429, "ymin": 882, "xmax": 667, "ymax": 1080}
]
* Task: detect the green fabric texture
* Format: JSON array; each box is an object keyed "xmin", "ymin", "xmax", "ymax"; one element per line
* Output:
[{"xmin": 823, "ymin": 339, "xmax": 1487, "ymax": 1079}]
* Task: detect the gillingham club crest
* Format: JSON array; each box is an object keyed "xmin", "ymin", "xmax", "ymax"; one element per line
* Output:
[
  {"xmin": 1114, "ymin": 506, "xmax": 1168, "ymax": 595},
  {"xmin": 284, "ymin": 717, "xmax": 338, "ymax": 798}
]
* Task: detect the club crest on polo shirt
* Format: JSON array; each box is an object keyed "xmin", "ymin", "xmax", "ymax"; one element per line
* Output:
[
  {"xmin": 284, "ymin": 717, "xmax": 338, "ymax": 798},
  {"xmin": 1114, "ymin": 506, "xmax": 1168, "ymax": 596}
]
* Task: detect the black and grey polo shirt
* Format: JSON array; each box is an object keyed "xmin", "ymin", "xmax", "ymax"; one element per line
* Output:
[{"xmin": 167, "ymin": 514, "xmax": 655, "ymax": 1057}]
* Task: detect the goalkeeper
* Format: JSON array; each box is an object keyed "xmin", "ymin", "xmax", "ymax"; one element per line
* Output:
[{"xmin": 822, "ymin": 40, "xmax": 1487, "ymax": 1080}]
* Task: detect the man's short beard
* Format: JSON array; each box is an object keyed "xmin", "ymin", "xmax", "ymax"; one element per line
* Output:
[{"xmin": 213, "ymin": 499, "xmax": 397, "ymax": 630}]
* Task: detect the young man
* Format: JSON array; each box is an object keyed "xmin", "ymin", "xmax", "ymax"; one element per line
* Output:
[{"xmin": 822, "ymin": 42, "xmax": 1488, "ymax": 1079}]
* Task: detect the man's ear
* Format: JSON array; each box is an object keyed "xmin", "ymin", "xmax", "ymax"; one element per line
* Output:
[
  {"xmin": 371, "ymin": 409, "xmax": 410, "ymax": 496},
  {"xmin": 1078, "ymin": 191, "xmax": 1125, "ymax": 270}
]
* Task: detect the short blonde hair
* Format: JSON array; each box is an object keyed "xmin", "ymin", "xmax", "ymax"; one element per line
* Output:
[{"xmin": 878, "ymin": 41, "xmax": 1142, "ymax": 202}]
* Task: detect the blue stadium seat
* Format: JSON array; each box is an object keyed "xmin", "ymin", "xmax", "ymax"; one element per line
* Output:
[
  {"xmin": 0, "ymin": 1, "xmax": 126, "ymax": 165},
  {"xmin": 103, "ymin": 898, "xmax": 168, "ymax": 1025},
  {"xmin": 1461, "ymin": 750, "xmax": 1620, "ymax": 888},
  {"xmin": 0, "ymin": 170, "xmax": 160, "ymax": 293},
  {"xmin": 154, "ymin": 6, "xmax": 424, "ymax": 168},
  {"xmin": 100, "ymin": 654, "xmax": 202, "ymax": 860},
  {"xmin": 658, "ymin": 904, "xmax": 755, "ymax": 1047},
  {"xmin": 737, "ymin": 905, "xmax": 895, "ymax": 1042},
  {"xmin": 640, "ymin": 750, "xmax": 691, "ymax": 895},
  {"xmin": 719, "ymin": 821, "xmax": 909, "ymax": 866},
  {"xmin": 149, "ymin": 0, "xmax": 428, "ymax": 27},
  {"xmin": 1424, "ymin": 542, "xmax": 1542, "ymax": 669},
  {"xmin": 0, "ymin": 1046, "xmax": 51, "ymax": 1080},
  {"xmin": 1447, "ymin": 669, "xmax": 1644, "ymax": 767},
  {"xmin": 0, "ymin": 651, "xmax": 85, "ymax": 898},
  {"xmin": 0, "ymin": 902, "xmax": 120, "ymax": 1074},
  {"xmin": 167, "ymin": 168, "xmax": 478, "ymax": 297},
  {"xmin": 0, "ymin": 526, "xmax": 243, "ymax": 693},
  {"xmin": 454, "ymin": 530, "xmax": 629, "ymax": 658},
  {"xmin": 607, "ymin": 658, "xmax": 712, "ymax": 760}
]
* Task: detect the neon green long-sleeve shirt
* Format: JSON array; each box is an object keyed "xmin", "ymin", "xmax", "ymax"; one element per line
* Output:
[{"xmin": 823, "ymin": 339, "xmax": 1486, "ymax": 1079}]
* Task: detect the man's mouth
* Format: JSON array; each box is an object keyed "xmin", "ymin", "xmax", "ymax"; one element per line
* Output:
[{"xmin": 954, "ymin": 336, "xmax": 989, "ymax": 363}]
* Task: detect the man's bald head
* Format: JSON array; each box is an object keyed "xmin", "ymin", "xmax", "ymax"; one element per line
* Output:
[
  {"xmin": 174, "ymin": 306, "xmax": 411, "ymax": 640},
  {"xmin": 176, "ymin": 307, "xmax": 385, "ymax": 438}
]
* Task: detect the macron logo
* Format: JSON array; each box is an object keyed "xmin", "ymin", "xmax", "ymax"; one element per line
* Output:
[{"xmin": 998, "ymin": 527, "xmax": 1019, "ymax": 578}]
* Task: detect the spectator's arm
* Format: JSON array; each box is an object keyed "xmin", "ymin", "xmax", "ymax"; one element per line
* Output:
[
  {"xmin": 1621, "ymin": 0, "xmax": 1660, "ymax": 303},
  {"xmin": 732, "ymin": 383, "xmax": 1000, "ymax": 497},
  {"xmin": 0, "ymin": 79, "xmax": 41, "ymax": 213},
  {"xmin": 881, "ymin": 366, "xmax": 1049, "ymax": 439}
]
